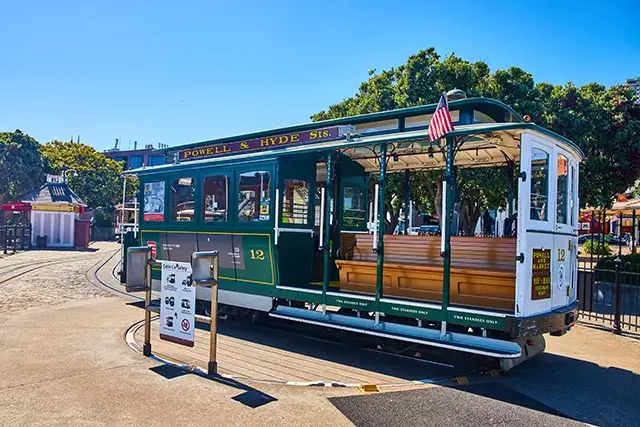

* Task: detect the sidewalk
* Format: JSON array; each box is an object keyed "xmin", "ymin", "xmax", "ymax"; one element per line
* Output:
[{"xmin": 0, "ymin": 297, "xmax": 354, "ymax": 427}]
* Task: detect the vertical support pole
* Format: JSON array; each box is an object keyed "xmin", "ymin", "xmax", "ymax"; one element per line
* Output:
[
  {"xmin": 208, "ymin": 255, "xmax": 220, "ymax": 376},
  {"xmin": 121, "ymin": 178, "xmax": 127, "ymax": 273},
  {"xmin": 507, "ymin": 161, "xmax": 515, "ymax": 220},
  {"xmin": 618, "ymin": 210, "xmax": 623, "ymax": 256},
  {"xmin": 440, "ymin": 136, "xmax": 455, "ymax": 337},
  {"xmin": 403, "ymin": 169, "xmax": 410, "ymax": 235},
  {"xmin": 322, "ymin": 152, "xmax": 333, "ymax": 312},
  {"xmin": 633, "ymin": 209, "xmax": 637, "ymax": 254},
  {"xmin": 133, "ymin": 193, "xmax": 138, "ymax": 240},
  {"xmin": 600, "ymin": 210, "xmax": 605, "ymax": 262},
  {"xmin": 375, "ymin": 144, "xmax": 387, "ymax": 321},
  {"xmin": 613, "ymin": 256, "xmax": 622, "ymax": 335},
  {"xmin": 143, "ymin": 259, "xmax": 152, "ymax": 357}
]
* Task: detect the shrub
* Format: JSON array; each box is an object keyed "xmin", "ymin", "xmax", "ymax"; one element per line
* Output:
[{"xmin": 583, "ymin": 239, "xmax": 611, "ymax": 256}]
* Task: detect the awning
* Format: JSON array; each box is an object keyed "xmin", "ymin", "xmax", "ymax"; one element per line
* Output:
[{"xmin": 1, "ymin": 202, "xmax": 31, "ymax": 212}]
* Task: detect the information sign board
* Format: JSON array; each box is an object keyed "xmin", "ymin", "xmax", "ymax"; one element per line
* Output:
[{"xmin": 160, "ymin": 261, "xmax": 195, "ymax": 347}]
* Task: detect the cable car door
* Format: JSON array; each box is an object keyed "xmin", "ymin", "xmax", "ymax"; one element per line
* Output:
[
  {"xmin": 276, "ymin": 155, "xmax": 316, "ymax": 287},
  {"xmin": 518, "ymin": 136, "xmax": 555, "ymax": 317},
  {"xmin": 552, "ymin": 149, "xmax": 576, "ymax": 309}
]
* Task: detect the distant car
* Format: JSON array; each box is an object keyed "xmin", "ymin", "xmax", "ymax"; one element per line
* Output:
[
  {"xmin": 578, "ymin": 234, "xmax": 628, "ymax": 245},
  {"xmin": 419, "ymin": 225, "xmax": 440, "ymax": 236}
]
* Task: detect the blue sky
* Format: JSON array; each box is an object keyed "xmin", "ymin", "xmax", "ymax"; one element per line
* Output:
[{"xmin": 1, "ymin": 0, "xmax": 638, "ymax": 152}]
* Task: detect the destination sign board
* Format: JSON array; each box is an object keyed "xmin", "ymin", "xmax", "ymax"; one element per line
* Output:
[
  {"xmin": 531, "ymin": 248, "xmax": 551, "ymax": 300},
  {"xmin": 177, "ymin": 126, "xmax": 342, "ymax": 161}
]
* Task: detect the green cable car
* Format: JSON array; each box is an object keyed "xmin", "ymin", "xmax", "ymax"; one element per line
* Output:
[{"xmin": 125, "ymin": 94, "xmax": 582, "ymax": 370}]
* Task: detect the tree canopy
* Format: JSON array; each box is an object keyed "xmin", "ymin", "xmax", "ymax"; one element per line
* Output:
[
  {"xmin": 312, "ymin": 48, "xmax": 640, "ymax": 233},
  {"xmin": 0, "ymin": 130, "xmax": 45, "ymax": 203},
  {"xmin": 41, "ymin": 140, "xmax": 128, "ymax": 208}
]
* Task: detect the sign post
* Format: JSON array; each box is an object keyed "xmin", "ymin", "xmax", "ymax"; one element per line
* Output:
[
  {"xmin": 126, "ymin": 247, "xmax": 220, "ymax": 375},
  {"xmin": 191, "ymin": 251, "xmax": 220, "ymax": 376},
  {"xmin": 126, "ymin": 245, "xmax": 158, "ymax": 356}
]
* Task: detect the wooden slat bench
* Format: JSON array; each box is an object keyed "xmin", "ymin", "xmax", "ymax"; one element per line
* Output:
[{"xmin": 334, "ymin": 235, "xmax": 516, "ymax": 311}]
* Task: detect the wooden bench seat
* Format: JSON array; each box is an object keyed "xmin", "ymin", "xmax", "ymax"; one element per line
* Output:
[{"xmin": 335, "ymin": 235, "xmax": 516, "ymax": 311}]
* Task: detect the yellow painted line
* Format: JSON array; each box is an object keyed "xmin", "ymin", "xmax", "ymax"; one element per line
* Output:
[{"xmin": 358, "ymin": 384, "xmax": 379, "ymax": 393}]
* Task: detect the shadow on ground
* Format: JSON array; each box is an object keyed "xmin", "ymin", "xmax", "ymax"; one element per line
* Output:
[
  {"xmin": 148, "ymin": 362, "xmax": 278, "ymax": 409},
  {"xmin": 194, "ymin": 318, "xmax": 463, "ymax": 383},
  {"xmin": 330, "ymin": 351, "xmax": 640, "ymax": 427}
]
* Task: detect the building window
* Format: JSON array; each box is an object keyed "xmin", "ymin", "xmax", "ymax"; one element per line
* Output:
[
  {"xmin": 130, "ymin": 155, "xmax": 144, "ymax": 169},
  {"xmin": 114, "ymin": 156, "xmax": 128, "ymax": 170},
  {"xmin": 202, "ymin": 175, "xmax": 228, "ymax": 222},
  {"xmin": 148, "ymin": 155, "xmax": 166, "ymax": 166},
  {"xmin": 530, "ymin": 148, "xmax": 549, "ymax": 221},
  {"xmin": 143, "ymin": 181, "xmax": 165, "ymax": 221},
  {"xmin": 238, "ymin": 171, "xmax": 271, "ymax": 222},
  {"xmin": 557, "ymin": 154, "xmax": 568, "ymax": 224},
  {"xmin": 171, "ymin": 177, "xmax": 195, "ymax": 221},
  {"xmin": 282, "ymin": 179, "xmax": 309, "ymax": 225},
  {"xmin": 343, "ymin": 187, "xmax": 366, "ymax": 229}
]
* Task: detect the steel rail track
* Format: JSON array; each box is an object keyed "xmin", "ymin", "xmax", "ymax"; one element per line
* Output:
[
  {"xmin": 0, "ymin": 252, "xmax": 116, "ymax": 286},
  {"xmin": 91, "ymin": 251, "xmax": 487, "ymax": 373}
]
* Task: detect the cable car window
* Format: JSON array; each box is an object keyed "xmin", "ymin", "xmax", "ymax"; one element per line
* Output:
[
  {"xmin": 343, "ymin": 187, "xmax": 366, "ymax": 229},
  {"xmin": 143, "ymin": 181, "xmax": 165, "ymax": 221},
  {"xmin": 171, "ymin": 177, "xmax": 195, "ymax": 222},
  {"xmin": 202, "ymin": 175, "xmax": 229, "ymax": 222},
  {"xmin": 530, "ymin": 148, "xmax": 549, "ymax": 221},
  {"xmin": 282, "ymin": 179, "xmax": 309, "ymax": 225},
  {"xmin": 556, "ymin": 154, "xmax": 569, "ymax": 224},
  {"xmin": 238, "ymin": 171, "xmax": 271, "ymax": 222}
]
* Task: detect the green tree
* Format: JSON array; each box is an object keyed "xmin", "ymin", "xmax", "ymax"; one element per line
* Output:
[
  {"xmin": 41, "ymin": 140, "xmax": 130, "ymax": 208},
  {"xmin": 0, "ymin": 130, "xmax": 45, "ymax": 203},
  {"xmin": 312, "ymin": 48, "xmax": 640, "ymax": 233}
]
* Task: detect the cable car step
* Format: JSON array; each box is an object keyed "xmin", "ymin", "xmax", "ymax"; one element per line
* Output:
[{"xmin": 269, "ymin": 306, "xmax": 521, "ymax": 359}]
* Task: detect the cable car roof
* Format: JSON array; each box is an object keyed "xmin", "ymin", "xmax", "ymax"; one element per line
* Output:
[{"xmin": 127, "ymin": 120, "xmax": 582, "ymax": 177}]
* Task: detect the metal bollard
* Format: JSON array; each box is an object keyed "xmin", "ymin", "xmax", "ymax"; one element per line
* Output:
[
  {"xmin": 613, "ymin": 257, "xmax": 622, "ymax": 335},
  {"xmin": 191, "ymin": 251, "xmax": 220, "ymax": 376}
]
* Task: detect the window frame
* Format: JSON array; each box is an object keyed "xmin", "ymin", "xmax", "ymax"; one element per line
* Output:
[
  {"xmin": 168, "ymin": 173, "xmax": 198, "ymax": 225},
  {"xmin": 280, "ymin": 178, "xmax": 312, "ymax": 227},
  {"xmin": 340, "ymin": 180, "xmax": 369, "ymax": 232},
  {"xmin": 199, "ymin": 169, "xmax": 233, "ymax": 227},
  {"xmin": 529, "ymin": 147, "xmax": 550, "ymax": 223},
  {"xmin": 234, "ymin": 164, "xmax": 276, "ymax": 228},
  {"xmin": 556, "ymin": 153, "xmax": 569, "ymax": 225}
]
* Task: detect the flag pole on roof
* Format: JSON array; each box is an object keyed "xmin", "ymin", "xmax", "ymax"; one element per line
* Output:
[{"xmin": 428, "ymin": 92, "xmax": 455, "ymax": 142}]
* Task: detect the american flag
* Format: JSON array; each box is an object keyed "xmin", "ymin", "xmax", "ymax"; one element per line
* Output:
[{"xmin": 427, "ymin": 93, "xmax": 455, "ymax": 142}]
